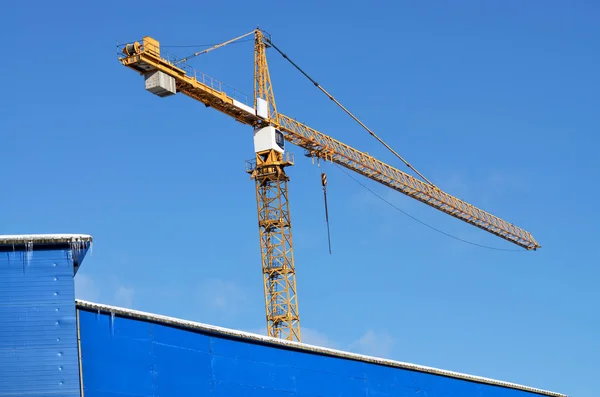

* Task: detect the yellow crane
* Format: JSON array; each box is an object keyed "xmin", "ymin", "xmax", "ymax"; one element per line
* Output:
[{"xmin": 118, "ymin": 29, "xmax": 540, "ymax": 343}]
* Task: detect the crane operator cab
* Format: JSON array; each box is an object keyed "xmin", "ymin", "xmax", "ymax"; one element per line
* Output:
[{"xmin": 253, "ymin": 126, "xmax": 285, "ymax": 154}]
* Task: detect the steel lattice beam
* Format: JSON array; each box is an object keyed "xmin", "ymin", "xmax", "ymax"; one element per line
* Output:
[{"xmin": 248, "ymin": 150, "xmax": 300, "ymax": 342}]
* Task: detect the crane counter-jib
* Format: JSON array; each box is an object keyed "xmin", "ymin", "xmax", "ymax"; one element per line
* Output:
[
  {"xmin": 118, "ymin": 36, "xmax": 540, "ymax": 251},
  {"xmin": 120, "ymin": 43, "xmax": 259, "ymax": 126}
]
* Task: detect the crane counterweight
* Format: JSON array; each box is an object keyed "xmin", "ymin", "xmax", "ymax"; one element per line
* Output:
[{"xmin": 144, "ymin": 70, "xmax": 176, "ymax": 97}]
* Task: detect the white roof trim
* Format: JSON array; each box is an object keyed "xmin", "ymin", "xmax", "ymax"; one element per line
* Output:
[
  {"xmin": 75, "ymin": 299, "xmax": 566, "ymax": 397},
  {"xmin": 0, "ymin": 234, "xmax": 93, "ymax": 245}
]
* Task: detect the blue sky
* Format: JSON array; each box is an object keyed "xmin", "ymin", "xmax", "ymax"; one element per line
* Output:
[{"xmin": 2, "ymin": 1, "xmax": 598, "ymax": 396}]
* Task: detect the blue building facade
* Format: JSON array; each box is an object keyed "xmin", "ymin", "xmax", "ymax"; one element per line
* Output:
[
  {"xmin": 0, "ymin": 233, "xmax": 565, "ymax": 397},
  {"xmin": 0, "ymin": 234, "xmax": 92, "ymax": 397},
  {"xmin": 77, "ymin": 301, "xmax": 565, "ymax": 397}
]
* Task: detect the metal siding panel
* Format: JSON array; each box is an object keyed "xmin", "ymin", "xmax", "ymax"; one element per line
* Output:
[
  {"xmin": 151, "ymin": 322, "xmax": 213, "ymax": 395},
  {"xmin": 152, "ymin": 341, "xmax": 213, "ymax": 395},
  {"xmin": 78, "ymin": 310, "xmax": 549, "ymax": 397},
  {"xmin": 212, "ymin": 380, "xmax": 297, "ymax": 397},
  {"xmin": 81, "ymin": 338, "xmax": 154, "ymax": 395},
  {"xmin": 0, "ymin": 249, "xmax": 80, "ymax": 397},
  {"xmin": 78, "ymin": 311, "xmax": 155, "ymax": 396},
  {"xmin": 211, "ymin": 335, "xmax": 367, "ymax": 396},
  {"xmin": 211, "ymin": 354, "xmax": 297, "ymax": 392},
  {"xmin": 0, "ymin": 302, "xmax": 75, "ymax": 348},
  {"xmin": 364, "ymin": 365, "xmax": 420, "ymax": 393},
  {"xmin": 293, "ymin": 366, "xmax": 366, "ymax": 396},
  {"xmin": 211, "ymin": 333, "xmax": 297, "ymax": 364},
  {"xmin": 151, "ymin": 321, "xmax": 211, "ymax": 353}
]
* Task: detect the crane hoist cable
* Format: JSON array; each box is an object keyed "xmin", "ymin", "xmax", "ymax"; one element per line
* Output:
[
  {"xmin": 320, "ymin": 171, "xmax": 332, "ymax": 255},
  {"xmin": 334, "ymin": 163, "xmax": 524, "ymax": 252},
  {"xmin": 264, "ymin": 35, "xmax": 438, "ymax": 189}
]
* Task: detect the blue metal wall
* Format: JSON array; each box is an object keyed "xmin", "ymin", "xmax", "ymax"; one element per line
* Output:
[
  {"xmin": 0, "ymin": 247, "xmax": 82, "ymax": 397},
  {"xmin": 78, "ymin": 308, "xmax": 548, "ymax": 397}
]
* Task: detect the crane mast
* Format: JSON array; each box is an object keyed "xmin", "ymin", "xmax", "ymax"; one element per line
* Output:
[
  {"xmin": 118, "ymin": 30, "xmax": 541, "ymax": 343},
  {"xmin": 246, "ymin": 30, "xmax": 301, "ymax": 341}
]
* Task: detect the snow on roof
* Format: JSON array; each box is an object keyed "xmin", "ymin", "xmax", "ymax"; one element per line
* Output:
[
  {"xmin": 0, "ymin": 234, "xmax": 93, "ymax": 245},
  {"xmin": 75, "ymin": 299, "xmax": 566, "ymax": 397}
]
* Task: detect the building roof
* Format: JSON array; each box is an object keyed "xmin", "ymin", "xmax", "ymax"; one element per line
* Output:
[
  {"xmin": 75, "ymin": 299, "xmax": 566, "ymax": 397},
  {"xmin": 0, "ymin": 234, "xmax": 93, "ymax": 274},
  {"xmin": 0, "ymin": 234, "xmax": 93, "ymax": 245}
]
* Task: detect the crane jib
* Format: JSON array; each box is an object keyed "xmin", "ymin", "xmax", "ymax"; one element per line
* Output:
[{"xmin": 274, "ymin": 114, "xmax": 539, "ymax": 250}]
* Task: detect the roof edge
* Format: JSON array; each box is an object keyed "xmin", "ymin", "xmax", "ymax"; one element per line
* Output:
[
  {"xmin": 75, "ymin": 299, "xmax": 566, "ymax": 397},
  {"xmin": 0, "ymin": 234, "xmax": 93, "ymax": 245}
]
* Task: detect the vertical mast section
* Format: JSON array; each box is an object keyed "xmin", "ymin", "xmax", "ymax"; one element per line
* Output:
[
  {"xmin": 254, "ymin": 29, "xmax": 278, "ymax": 121},
  {"xmin": 248, "ymin": 29, "xmax": 301, "ymax": 342},
  {"xmin": 247, "ymin": 150, "xmax": 300, "ymax": 342}
]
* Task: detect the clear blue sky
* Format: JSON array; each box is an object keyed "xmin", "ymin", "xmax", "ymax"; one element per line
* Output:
[{"xmin": 2, "ymin": 1, "xmax": 598, "ymax": 396}]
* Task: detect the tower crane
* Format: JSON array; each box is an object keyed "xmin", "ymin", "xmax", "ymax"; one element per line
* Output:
[{"xmin": 118, "ymin": 29, "xmax": 540, "ymax": 343}]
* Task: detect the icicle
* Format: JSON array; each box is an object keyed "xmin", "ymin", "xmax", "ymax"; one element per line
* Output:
[
  {"xmin": 109, "ymin": 312, "xmax": 115, "ymax": 336},
  {"xmin": 24, "ymin": 240, "xmax": 33, "ymax": 265},
  {"xmin": 69, "ymin": 238, "xmax": 90, "ymax": 265}
]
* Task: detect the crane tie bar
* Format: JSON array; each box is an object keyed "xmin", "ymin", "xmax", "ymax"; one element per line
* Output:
[{"xmin": 264, "ymin": 35, "xmax": 438, "ymax": 189}]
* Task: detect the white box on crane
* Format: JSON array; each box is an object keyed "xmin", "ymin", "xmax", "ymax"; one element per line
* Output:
[
  {"xmin": 256, "ymin": 98, "xmax": 269, "ymax": 119},
  {"xmin": 144, "ymin": 71, "xmax": 176, "ymax": 97},
  {"xmin": 254, "ymin": 126, "xmax": 285, "ymax": 154}
]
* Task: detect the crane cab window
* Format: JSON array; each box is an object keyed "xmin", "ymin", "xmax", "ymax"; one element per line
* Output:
[{"xmin": 275, "ymin": 130, "xmax": 285, "ymax": 150}]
